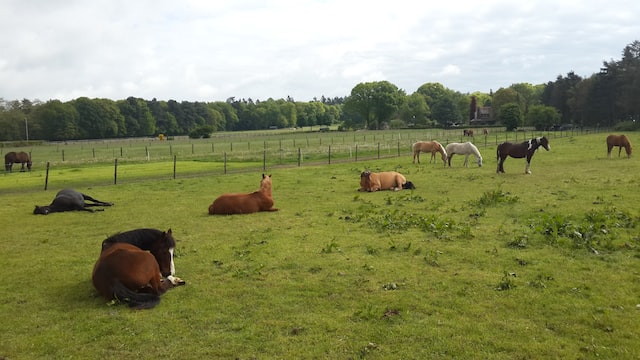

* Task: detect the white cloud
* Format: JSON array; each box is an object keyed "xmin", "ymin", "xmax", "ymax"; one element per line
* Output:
[{"xmin": 0, "ymin": 0, "xmax": 639, "ymax": 102}]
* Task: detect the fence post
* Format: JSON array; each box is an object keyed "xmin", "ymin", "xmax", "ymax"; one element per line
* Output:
[
  {"xmin": 297, "ymin": 148, "xmax": 301, "ymax": 167},
  {"xmin": 114, "ymin": 158, "xmax": 118, "ymax": 185},
  {"xmin": 328, "ymin": 145, "xmax": 331, "ymax": 164},
  {"xmin": 378, "ymin": 142, "xmax": 380, "ymax": 159},
  {"xmin": 355, "ymin": 144, "xmax": 358, "ymax": 162},
  {"xmin": 44, "ymin": 162, "xmax": 50, "ymax": 190},
  {"xmin": 263, "ymin": 150, "xmax": 266, "ymax": 171},
  {"xmin": 62, "ymin": 149, "xmax": 65, "ymax": 161},
  {"xmin": 173, "ymin": 155, "xmax": 177, "ymax": 179},
  {"xmin": 224, "ymin": 152, "xmax": 227, "ymax": 174}
]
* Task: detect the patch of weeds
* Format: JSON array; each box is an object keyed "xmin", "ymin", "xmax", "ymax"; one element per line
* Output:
[
  {"xmin": 365, "ymin": 245, "xmax": 379, "ymax": 255},
  {"xmin": 232, "ymin": 263, "xmax": 264, "ymax": 278},
  {"xmin": 321, "ymin": 241, "xmax": 341, "ymax": 254},
  {"xmin": 423, "ymin": 250, "xmax": 441, "ymax": 267},
  {"xmin": 531, "ymin": 207, "xmax": 639, "ymax": 252},
  {"xmin": 496, "ymin": 271, "xmax": 516, "ymax": 291},
  {"xmin": 359, "ymin": 342, "xmax": 379, "ymax": 358},
  {"xmin": 507, "ymin": 235, "xmax": 528, "ymax": 249},
  {"xmin": 352, "ymin": 304, "xmax": 378, "ymax": 321},
  {"xmin": 528, "ymin": 273, "xmax": 554, "ymax": 289},
  {"xmin": 382, "ymin": 282, "xmax": 398, "ymax": 290},
  {"xmin": 308, "ymin": 266, "xmax": 322, "ymax": 274},
  {"xmin": 469, "ymin": 188, "xmax": 519, "ymax": 208},
  {"xmin": 417, "ymin": 215, "xmax": 457, "ymax": 240}
]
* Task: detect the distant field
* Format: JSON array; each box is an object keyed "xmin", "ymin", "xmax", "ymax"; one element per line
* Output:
[
  {"xmin": 2, "ymin": 130, "xmax": 638, "ymax": 359},
  {"xmin": 1, "ymin": 127, "xmax": 589, "ymax": 192}
]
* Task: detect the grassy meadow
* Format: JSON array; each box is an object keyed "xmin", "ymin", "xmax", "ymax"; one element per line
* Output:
[{"xmin": 1, "ymin": 130, "xmax": 639, "ymax": 359}]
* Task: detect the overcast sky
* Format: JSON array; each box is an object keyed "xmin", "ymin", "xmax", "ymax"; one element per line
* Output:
[{"xmin": 1, "ymin": 0, "xmax": 638, "ymax": 103}]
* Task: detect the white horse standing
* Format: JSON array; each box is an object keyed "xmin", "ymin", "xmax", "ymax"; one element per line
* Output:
[{"xmin": 445, "ymin": 142, "xmax": 483, "ymax": 167}]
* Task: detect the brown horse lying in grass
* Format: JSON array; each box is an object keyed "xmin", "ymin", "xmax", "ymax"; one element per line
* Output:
[
  {"xmin": 359, "ymin": 170, "xmax": 415, "ymax": 192},
  {"xmin": 208, "ymin": 174, "xmax": 278, "ymax": 215},
  {"xmin": 606, "ymin": 134, "xmax": 632, "ymax": 158}
]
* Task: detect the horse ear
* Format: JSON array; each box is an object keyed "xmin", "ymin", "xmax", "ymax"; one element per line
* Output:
[
  {"xmin": 167, "ymin": 228, "xmax": 172, "ymax": 235},
  {"xmin": 262, "ymin": 174, "xmax": 266, "ymax": 179}
]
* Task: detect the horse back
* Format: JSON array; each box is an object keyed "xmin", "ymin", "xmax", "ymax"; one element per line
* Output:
[
  {"xmin": 372, "ymin": 171, "xmax": 406, "ymax": 190},
  {"xmin": 209, "ymin": 191, "xmax": 275, "ymax": 215},
  {"xmin": 92, "ymin": 243, "xmax": 163, "ymax": 301}
]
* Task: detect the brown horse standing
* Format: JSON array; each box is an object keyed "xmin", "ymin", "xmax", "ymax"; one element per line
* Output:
[
  {"xmin": 208, "ymin": 174, "xmax": 278, "ymax": 215},
  {"xmin": 606, "ymin": 134, "xmax": 632, "ymax": 158},
  {"xmin": 463, "ymin": 129, "xmax": 474, "ymax": 137},
  {"xmin": 412, "ymin": 141, "xmax": 447, "ymax": 166},
  {"xmin": 359, "ymin": 170, "xmax": 415, "ymax": 192},
  {"xmin": 92, "ymin": 242, "xmax": 168, "ymax": 309},
  {"xmin": 483, "ymin": 128, "xmax": 489, "ymax": 136},
  {"xmin": 4, "ymin": 151, "xmax": 32, "ymax": 172},
  {"xmin": 497, "ymin": 136, "xmax": 550, "ymax": 174}
]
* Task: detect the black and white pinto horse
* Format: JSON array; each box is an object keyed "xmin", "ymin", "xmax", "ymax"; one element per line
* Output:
[
  {"xmin": 497, "ymin": 136, "xmax": 550, "ymax": 174},
  {"xmin": 33, "ymin": 189, "xmax": 113, "ymax": 215}
]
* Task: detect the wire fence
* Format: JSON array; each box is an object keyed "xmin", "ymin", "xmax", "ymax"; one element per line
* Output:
[{"xmin": 1, "ymin": 127, "xmax": 602, "ymax": 192}]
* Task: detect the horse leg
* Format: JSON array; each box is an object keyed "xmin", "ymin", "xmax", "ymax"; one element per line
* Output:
[
  {"xmin": 463, "ymin": 154, "xmax": 469, "ymax": 167},
  {"xmin": 413, "ymin": 151, "xmax": 419, "ymax": 164},
  {"xmin": 430, "ymin": 151, "xmax": 436, "ymax": 163},
  {"xmin": 525, "ymin": 155, "xmax": 533, "ymax": 174},
  {"xmin": 83, "ymin": 194, "xmax": 114, "ymax": 206},
  {"xmin": 618, "ymin": 146, "xmax": 622, "ymax": 158},
  {"xmin": 497, "ymin": 156, "xmax": 505, "ymax": 173}
]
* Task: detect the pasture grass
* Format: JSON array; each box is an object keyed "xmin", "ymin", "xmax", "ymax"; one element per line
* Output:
[{"xmin": 1, "ymin": 132, "xmax": 639, "ymax": 359}]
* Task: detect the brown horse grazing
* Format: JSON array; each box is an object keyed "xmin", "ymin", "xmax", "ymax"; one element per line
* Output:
[
  {"xmin": 463, "ymin": 129, "xmax": 474, "ymax": 137},
  {"xmin": 4, "ymin": 151, "xmax": 32, "ymax": 172},
  {"xmin": 208, "ymin": 174, "xmax": 278, "ymax": 215},
  {"xmin": 497, "ymin": 136, "xmax": 550, "ymax": 174},
  {"xmin": 606, "ymin": 134, "xmax": 632, "ymax": 158},
  {"xmin": 412, "ymin": 141, "xmax": 447, "ymax": 166},
  {"xmin": 33, "ymin": 188, "xmax": 113, "ymax": 215},
  {"xmin": 359, "ymin": 170, "xmax": 415, "ymax": 192},
  {"xmin": 92, "ymin": 242, "xmax": 168, "ymax": 309},
  {"xmin": 101, "ymin": 228, "xmax": 185, "ymax": 286}
]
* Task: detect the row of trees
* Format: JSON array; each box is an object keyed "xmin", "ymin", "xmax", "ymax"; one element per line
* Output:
[
  {"xmin": 0, "ymin": 96, "xmax": 343, "ymax": 141},
  {"xmin": 1, "ymin": 41, "xmax": 639, "ymax": 141}
]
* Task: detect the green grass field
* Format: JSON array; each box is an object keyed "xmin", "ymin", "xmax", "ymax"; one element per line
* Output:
[{"xmin": 1, "ymin": 131, "xmax": 639, "ymax": 359}]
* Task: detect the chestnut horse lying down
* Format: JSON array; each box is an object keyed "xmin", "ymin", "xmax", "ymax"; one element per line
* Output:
[
  {"xmin": 209, "ymin": 174, "xmax": 278, "ymax": 215},
  {"xmin": 359, "ymin": 170, "xmax": 415, "ymax": 192}
]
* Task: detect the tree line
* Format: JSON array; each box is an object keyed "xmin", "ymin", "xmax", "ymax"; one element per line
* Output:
[{"xmin": 1, "ymin": 41, "xmax": 638, "ymax": 142}]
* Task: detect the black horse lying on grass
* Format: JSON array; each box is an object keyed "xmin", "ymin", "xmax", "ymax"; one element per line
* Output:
[{"xmin": 33, "ymin": 189, "xmax": 113, "ymax": 215}]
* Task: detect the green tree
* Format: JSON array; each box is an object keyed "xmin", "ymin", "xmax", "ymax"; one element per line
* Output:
[
  {"xmin": 117, "ymin": 97, "xmax": 155, "ymax": 136},
  {"xmin": 526, "ymin": 105, "xmax": 560, "ymax": 130},
  {"xmin": 72, "ymin": 97, "xmax": 123, "ymax": 139},
  {"xmin": 343, "ymin": 81, "xmax": 405, "ymax": 129},
  {"xmin": 431, "ymin": 96, "xmax": 462, "ymax": 127},
  {"xmin": 499, "ymin": 103, "xmax": 522, "ymax": 131},
  {"xmin": 399, "ymin": 93, "xmax": 431, "ymax": 127},
  {"xmin": 491, "ymin": 88, "xmax": 522, "ymax": 122},
  {"xmin": 30, "ymin": 100, "xmax": 80, "ymax": 140}
]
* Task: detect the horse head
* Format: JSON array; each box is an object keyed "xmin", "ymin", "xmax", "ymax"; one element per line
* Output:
[
  {"xmin": 477, "ymin": 156, "xmax": 483, "ymax": 167},
  {"xmin": 33, "ymin": 206, "xmax": 50, "ymax": 215},
  {"xmin": 360, "ymin": 170, "xmax": 372, "ymax": 190},
  {"xmin": 148, "ymin": 229, "xmax": 176, "ymax": 278},
  {"xmin": 538, "ymin": 137, "xmax": 550, "ymax": 151}
]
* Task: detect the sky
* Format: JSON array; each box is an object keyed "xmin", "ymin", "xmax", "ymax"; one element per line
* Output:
[{"xmin": 1, "ymin": 0, "xmax": 639, "ymax": 103}]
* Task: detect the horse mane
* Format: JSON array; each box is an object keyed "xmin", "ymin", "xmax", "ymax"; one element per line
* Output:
[{"xmin": 102, "ymin": 228, "xmax": 175, "ymax": 251}]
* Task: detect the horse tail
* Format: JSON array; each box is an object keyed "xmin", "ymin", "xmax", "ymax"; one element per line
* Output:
[{"xmin": 112, "ymin": 281, "xmax": 161, "ymax": 309}]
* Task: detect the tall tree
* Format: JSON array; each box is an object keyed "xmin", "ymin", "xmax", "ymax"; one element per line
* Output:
[{"xmin": 343, "ymin": 81, "xmax": 405, "ymax": 129}]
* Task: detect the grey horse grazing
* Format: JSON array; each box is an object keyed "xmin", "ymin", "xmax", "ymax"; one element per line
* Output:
[{"xmin": 33, "ymin": 189, "xmax": 113, "ymax": 215}]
